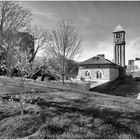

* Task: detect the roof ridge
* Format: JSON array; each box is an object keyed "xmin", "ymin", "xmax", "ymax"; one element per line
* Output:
[
  {"xmin": 80, "ymin": 56, "xmax": 95, "ymax": 63},
  {"xmin": 104, "ymin": 58, "xmax": 114, "ymax": 63},
  {"xmin": 79, "ymin": 56, "xmax": 117, "ymax": 65}
]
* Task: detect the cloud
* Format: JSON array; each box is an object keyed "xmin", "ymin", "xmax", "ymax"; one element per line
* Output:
[
  {"xmin": 31, "ymin": 7, "xmax": 56, "ymax": 23},
  {"xmin": 20, "ymin": 1, "xmax": 140, "ymax": 65},
  {"xmin": 30, "ymin": 8, "xmax": 56, "ymax": 19},
  {"xmin": 78, "ymin": 39, "xmax": 113, "ymax": 62},
  {"xmin": 20, "ymin": 1, "xmax": 58, "ymax": 27}
]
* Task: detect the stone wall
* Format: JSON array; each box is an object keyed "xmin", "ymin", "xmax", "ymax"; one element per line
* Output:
[
  {"xmin": 109, "ymin": 68, "xmax": 119, "ymax": 80},
  {"xmin": 78, "ymin": 68, "xmax": 110, "ymax": 80},
  {"xmin": 78, "ymin": 67, "xmax": 120, "ymax": 81}
]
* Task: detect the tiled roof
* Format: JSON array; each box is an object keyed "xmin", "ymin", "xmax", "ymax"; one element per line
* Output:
[
  {"xmin": 113, "ymin": 24, "xmax": 125, "ymax": 33},
  {"xmin": 79, "ymin": 56, "xmax": 117, "ymax": 66}
]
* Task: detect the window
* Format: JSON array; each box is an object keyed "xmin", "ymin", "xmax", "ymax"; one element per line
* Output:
[
  {"xmin": 85, "ymin": 71, "xmax": 90, "ymax": 76},
  {"xmin": 96, "ymin": 71, "xmax": 103, "ymax": 79}
]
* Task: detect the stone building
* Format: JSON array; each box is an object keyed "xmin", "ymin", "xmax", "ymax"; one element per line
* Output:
[
  {"xmin": 78, "ymin": 25, "xmax": 126, "ymax": 81},
  {"xmin": 127, "ymin": 58, "xmax": 140, "ymax": 72},
  {"xmin": 78, "ymin": 54, "xmax": 120, "ymax": 81}
]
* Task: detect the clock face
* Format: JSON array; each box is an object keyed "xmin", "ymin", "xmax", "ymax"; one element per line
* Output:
[
  {"xmin": 114, "ymin": 33, "xmax": 124, "ymax": 44},
  {"xmin": 116, "ymin": 33, "xmax": 121, "ymax": 38}
]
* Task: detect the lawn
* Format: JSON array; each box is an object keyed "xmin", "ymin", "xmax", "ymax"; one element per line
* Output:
[
  {"xmin": 1, "ymin": 76, "xmax": 140, "ymax": 139},
  {"xmin": 90, "ymin": 72, "xmax": 140, "ymax": 98}
]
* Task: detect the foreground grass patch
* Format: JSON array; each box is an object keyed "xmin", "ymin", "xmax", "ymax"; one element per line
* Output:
[
  {"xmin": 0, "ymin": 114, "xmax": 43, "ymax": 139},
  {"xmin": 1, "ymin": 100, "xmax": 140, "ymax": 139},
  {"xmin": 1, "ymin": 76, "xmax": 140, "ymax": 139}
]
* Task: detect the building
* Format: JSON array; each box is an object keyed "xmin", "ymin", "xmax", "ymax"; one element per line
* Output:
[
  {"xmin": 113, "ymin": 24, "xmax": 126, "ymax": 67},
  {"xmin": 78, "ymin": 24, "xmax": 126, "ymax": 81},
  {"xmin": 127, "ymin": 58, "xmax": 140, "ymax": 72},
  {"xmin": 15, "ymin": 32, "xmax": 34, "ymax": 62},
  {"xmin": 134, "ymin": 59, "xmax": 140, "ymax": 69},
  {"xmin": 78, "ymin": 54, "xmax": 120, "ymax": 81}
]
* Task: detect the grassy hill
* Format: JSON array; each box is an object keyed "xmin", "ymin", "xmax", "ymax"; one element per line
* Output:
[
  {"xmin": 1, "ymin": 76, "xmax": 140, "ymax": 139},
  {"xmin": 90, "ymin": 70, "xmax": 140, "ymax": 98}
]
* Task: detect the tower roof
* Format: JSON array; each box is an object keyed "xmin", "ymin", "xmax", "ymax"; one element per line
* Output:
[{"xmin": 113, "ymin": 24, "xmax": 125, "ymax": 33}]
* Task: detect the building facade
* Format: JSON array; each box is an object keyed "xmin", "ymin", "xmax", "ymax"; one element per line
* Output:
[
  {"xmin": 78, "ymin": 25, "xmax": 126, "ymax": 81},
  {"xmin": 78, "ymin": 55, "xmax": 120, "ymax": 81},
  {"xmin": 127, "ymin": 58, "xmax": 140, "ymax": 72}
]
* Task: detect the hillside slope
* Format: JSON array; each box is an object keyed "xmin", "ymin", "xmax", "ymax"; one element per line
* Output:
[{"xmin": 0, "ymin": 76, "xmax": 140, "ymax": 139}]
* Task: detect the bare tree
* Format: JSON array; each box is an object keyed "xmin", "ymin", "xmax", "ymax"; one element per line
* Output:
[
  {"xmin": 50, "ymin": 20, "xmax": 81, "ymax": 85},
  {"xmin": 3, "ymin": 31, "xmax": 19, "ymax": 76},
  {"xmin": 0, "ymin": 1, "xmax": 31, "ymax": 32},
  {"xmin": 1, "ymin": 30, "xmax": 32, "ymax": 76},
  {"xmin": 4, "ymin": 25, "xmax": 50, "ymax": 76},
  {"xmin": 0, "ymin": 0, "xmax": 32, "ymax": 50},
  {"xmin": 0, "ymin": 1, "xmax": 32, "ymax": 74},
  {"xmin": 28, "ymin": 25, "xmax": 50, "ymax": 64},
  {"xmin": 0, "ymin": 1, "xmax": 51, "ymax": 76}
]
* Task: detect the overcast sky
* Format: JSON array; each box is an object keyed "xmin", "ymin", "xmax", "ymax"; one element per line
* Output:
[{"xmin": 21, "ymin": 1, "xmax": 140, "ymax": 64}]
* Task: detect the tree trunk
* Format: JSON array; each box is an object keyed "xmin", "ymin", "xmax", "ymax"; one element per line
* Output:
[
  {"xmin": 62, "ymin": 47, "xmax": 66, "ymax": 86},
  {"xmin": 20, "ymin": 99, "xmax": 24, "ymax": 116},
  {"xmin": 7, "ymin": 67, "xmax": 12, "ymax": 77},
  {"xmin": 62, "ymin": 73, "xmax": 64, "ymax": 86},
  {"xmin": 20, "ymin": 74, "xmax": 24, "ymax": 116}
]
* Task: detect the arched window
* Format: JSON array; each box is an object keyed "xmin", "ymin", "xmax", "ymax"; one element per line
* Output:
[
  {"xmin": 85, "ymin": 71, "xmax": 90, "ymax": 76},
  {"xmin": 96, "ymin": 71, "xmax": 103, "ymax": 79}
]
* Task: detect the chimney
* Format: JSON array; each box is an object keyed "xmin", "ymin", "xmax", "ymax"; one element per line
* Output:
[{"xmin": 97, "ymin": 54, "xmax": 105, "ymax": 58}]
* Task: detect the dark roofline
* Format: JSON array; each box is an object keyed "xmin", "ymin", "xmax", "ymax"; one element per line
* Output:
[
  {"xmin": 79, "ymin": 56, "xmax": 121, "ymax": 67},
  {"xmin": 113, "ymin": 30, "xmax": 125, "ymax": 33},
  {"xmin": 79, "ymin": 63, "xmax": 116, "ymax": 66},
  {"xmin": 79, "ymin": 57, "xmax": 114, "ymax": 65}
]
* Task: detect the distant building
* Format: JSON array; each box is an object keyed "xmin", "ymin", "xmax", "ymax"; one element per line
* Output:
[
  {"xmin": 134, "ymin": 59, "xmax": 140, "ymax": 69},
  {"xmin": 78, "ymin": 24, "xmax": 126, "ymax": 81},
  {"xmin": 128, "ymin": 60, "xmax": 134, "ymax": 66},
  {"xmin": 127, "ymin": 58, "xmax": 140, "ymax": 72},
  {"xmin": 16, "ymin": 32, "xmax": 34, "ymax": 61}
]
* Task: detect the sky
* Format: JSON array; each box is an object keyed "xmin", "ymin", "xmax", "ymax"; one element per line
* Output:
[{"xmin": 21, "ymin": 1, "xmax": 140, "ymax": 65}]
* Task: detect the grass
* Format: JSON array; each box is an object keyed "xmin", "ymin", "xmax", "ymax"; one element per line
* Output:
[
  {"xmin": 1, "ymin": 76, "xmax": 140, "ymax": 138},
  {"xmin": 0, "ymin": 114, "xmax": 43, "ymax": 139},
  {"xmin": 90, "ymin": 76, "xmax": 140, "ymax": 98}
]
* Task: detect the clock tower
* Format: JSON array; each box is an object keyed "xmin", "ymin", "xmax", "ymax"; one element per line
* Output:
[{"xmin": 113, "ymin": 25, "xmax": 126, "ymax": 67}]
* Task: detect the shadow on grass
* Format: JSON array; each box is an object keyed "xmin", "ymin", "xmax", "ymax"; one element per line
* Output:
[
  {"xmin": 89, "ymin": 79, "xmax": 122, "ymax": 94},
  {"xmin": 1, "ymin": 97, "xmax": 140, "ymax": 139},
  {"xmin": 0, "ymin": 108, "xmax": 21, "ymax": 121},
  {"xmin": 90, "ymin": 78, "xmax": 140, "ymax": 98},
  {"xmin": 37, "ymin": 99, "xmax": 140, "ymax": 139}
]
